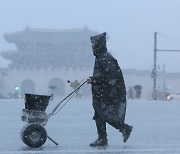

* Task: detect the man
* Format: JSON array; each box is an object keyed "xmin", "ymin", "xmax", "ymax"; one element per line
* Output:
[{"xmin": 87, "ymin": 32, "xmax": 133, "ymax": 147}]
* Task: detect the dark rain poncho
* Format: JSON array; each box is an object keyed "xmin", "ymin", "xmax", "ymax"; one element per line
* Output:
[{"xmin": 90, "ymin": 32, "xmax": 127, "ymax": 126}]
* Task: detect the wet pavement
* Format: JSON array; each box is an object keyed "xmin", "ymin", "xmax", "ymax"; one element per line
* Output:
[{"xmin": 0, "ymin": 98, "xmax": 180, "ymax": 154}]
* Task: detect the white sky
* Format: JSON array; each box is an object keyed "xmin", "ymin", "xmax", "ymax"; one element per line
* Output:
[{"xmin": 0, "ymin": 0, "xmax": 180, "ymax": 72}]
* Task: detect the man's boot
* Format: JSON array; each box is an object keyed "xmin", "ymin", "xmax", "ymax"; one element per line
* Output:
[
  {"xmin": 90, "ymin": 117, "xmax": 108, "ymax": 147},
  {"xmin": 122, "ymin": 124, "xmax": 133, "ymax": 143},
  {"xmin": 89, "ymin": 137, "xmax": 108, "ymax": 147}
]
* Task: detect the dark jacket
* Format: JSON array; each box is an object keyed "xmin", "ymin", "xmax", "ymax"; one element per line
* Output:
[{"xmin": 90, "ymin": 32, "xmax": 127, "ymax": 124}]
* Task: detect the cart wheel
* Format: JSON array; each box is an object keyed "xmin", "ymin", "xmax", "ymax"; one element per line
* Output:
[{"xmin": 21, "ymin": 123, "xmax": 47, "ymax": 148}]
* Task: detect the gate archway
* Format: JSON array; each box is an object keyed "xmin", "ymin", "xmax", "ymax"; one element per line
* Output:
[
  {"xmin": 48, "ymin": 78, "xmax": 65, "ymax": 96},
  {"xmin": 21, "ymin": 79, "xmax": 35, "ymax": 94}
]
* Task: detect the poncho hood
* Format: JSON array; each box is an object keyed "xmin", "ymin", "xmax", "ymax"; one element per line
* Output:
[{"xmin": 90, "ymin": 32, "xmax": 107, "ymax": 57}]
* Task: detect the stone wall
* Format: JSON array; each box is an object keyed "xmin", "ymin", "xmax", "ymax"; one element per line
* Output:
[{"xmin": 1, "ymin": 68, "xmax": 180, "ymax": 99}]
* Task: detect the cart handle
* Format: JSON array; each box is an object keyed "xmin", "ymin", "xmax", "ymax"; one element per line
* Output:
[{"xmin": 48, "ymin": 79, "xmax": 88, "ymax": 118}]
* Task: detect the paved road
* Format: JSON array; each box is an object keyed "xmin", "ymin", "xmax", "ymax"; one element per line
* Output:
[{"xmin": 0, "ymin": 98, "xmax": 180, "ymax": 154}]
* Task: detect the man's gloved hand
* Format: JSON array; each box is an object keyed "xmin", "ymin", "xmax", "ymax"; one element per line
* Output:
[{"xmin": 87, "ymin": 78, "xmax": 92, "ymax": 84}]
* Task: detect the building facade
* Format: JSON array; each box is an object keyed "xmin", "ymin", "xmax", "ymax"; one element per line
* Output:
[
  {"xmin": 1, "ymin": 27, "xmax": 180, "ymax": 99},
  {"xmin": 1, "ymin": 27, "xmax": 96, "ymax": 97}
]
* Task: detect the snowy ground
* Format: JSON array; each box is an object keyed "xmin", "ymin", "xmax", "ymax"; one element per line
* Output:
[{"xmin": 0, "ymin": 97, "xmax": 180, "ymax": 154}]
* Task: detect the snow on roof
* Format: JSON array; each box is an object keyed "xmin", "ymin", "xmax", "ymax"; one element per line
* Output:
[{"xmin": 25, "ymin": 26, "xmax": 90, "ymax": 33}]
